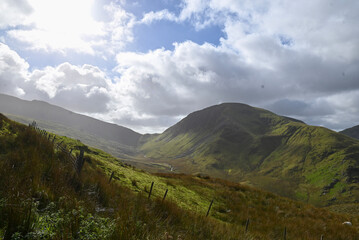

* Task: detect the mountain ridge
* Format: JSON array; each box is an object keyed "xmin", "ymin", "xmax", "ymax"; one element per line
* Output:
[
  {"xmin": 140, "ymin": 103, "xmax": 359, "ymax": 206},
  {"xmin": 0, "ymin": 93, "xmax": 142, "ymax": 156}
]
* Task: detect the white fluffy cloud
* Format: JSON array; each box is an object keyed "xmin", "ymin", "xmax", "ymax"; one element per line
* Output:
[
  {"xmin": 115, "ymin": 41, "xmax": 274, "ymax": 117},
  {"xmin": 29, "ymin": 63, "xmax": 112, "ymax": 113},
  {"xmin": 0, "ymin": 0, "xmax": 33, "ymax": 28},
  {"xmin": 0, "ymin": 43, "xmax": 30, "ymax": 96},
  {"xmin": 0, "ymin": 43, "xmax": 113, "ymax": 113},
  {"xmin": 141, "ymin": 9, "xmax": 177, "ymax": 24},
  {"xmin": 5, "ymin": 0, "xmax": 135, "ymax": 54}
]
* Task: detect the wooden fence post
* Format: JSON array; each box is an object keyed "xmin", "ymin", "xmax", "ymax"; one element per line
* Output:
[
  {"xmin": 320, "ymin": 235, "xmax": 324, "ymax": 240},
  {"xmin": 57, "ymin": 141, "xmax": 64, "ymax": 149},
  {"xmin": 162, "ymin": 189, "xmax": 168, "ymax": 202},
  {"xmin": 148, "ymin": 182, "xmax": 154, "ymax": 199},
  {"xmin": 245, "ymin": 218, "xmax": 250, "ymax": 233},
  {"xmin": 109, "ymin": 171, "xmax": 115, "ymax": 183},
  {"xmin": 283, "ymin": 227, "xmax": 287, "ymax": 240},
  {"xmin": 206, "ymin": 199, "xmax": 214, "ymax": 217},
  {"xmin": 76, "ymin": 149, "xmax": 85, "ymax": 173}
]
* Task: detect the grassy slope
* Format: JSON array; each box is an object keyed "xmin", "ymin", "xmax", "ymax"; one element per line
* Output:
[
  {"xmin": 1, "ymin": 114, "xmax": 359, "ymax": 239},
  {"xmin": 140, "ymin": 103, "xmax": 359, "ymax": 206}
]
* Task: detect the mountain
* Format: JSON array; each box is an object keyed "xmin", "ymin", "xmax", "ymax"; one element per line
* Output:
[
  {"xmin": 341, "ymin": 125, "xmax": 359, "ymax": 140},
  {"xmin": 140, "ymin": 103, "xmax": 359, "ymax": 206},
  {"xmin": 0, "ymin": 93, "xmax": 142, "ymax": 158},
  {"xmin": 1, "ymin": 113, "xmax": 358, "ymax": 239},
  {"xmin": 3, "ymin": 94, "xmax": 359, "ymax": 206}
]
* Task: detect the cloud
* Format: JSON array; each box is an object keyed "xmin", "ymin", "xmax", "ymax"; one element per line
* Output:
[
  {"xmin": 103, "ymin": 3, "xmax": 136, "ymax": 53},
  {"xmin": 141, "ymin": 9, "xmax": 178, "ymax": 24},
  {"xmin": 29, "ymin": 62, "xmax": 112, "ymax": 113},
  {"xmin": 5, "ymin": 0, "xmax": 136, "ymax": 55},
  {"xmin": 267, "ymin": 99, "xmax": 334, "ymax": 117},
  {"xmin": 114, "ymin": 41, "xmax": 284, "ymax": 118},
  {"xmin": 0, "ymin": 43, "xmax": 112, "ymax": 113},
  {"xmin": 0, "ymin": 43, "xmax": 30, "ymax": 96},
  {"xmin": 0, "ymin": 0, "xmax": 33, "ymax": 28},
  {"xmin": 111, "ymin": 0, "xmax": 359, "ymax": 132}
]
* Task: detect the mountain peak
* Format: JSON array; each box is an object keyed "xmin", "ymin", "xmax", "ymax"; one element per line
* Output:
[{"xmin": 165, "ymin": 102, "xmax": 304, "ymax": 137}]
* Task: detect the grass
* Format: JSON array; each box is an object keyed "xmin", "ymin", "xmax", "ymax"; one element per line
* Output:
[
  {"xmin": 2, "ymin": 114, "xmax": 359, "ymax": 239},
  {"xmin": 7, "ymin": 103, "xmax": 359, "ymax": 207},
  {"xmin": 138, "ymin": 104, "xmax": 359, "ymax": 207}
]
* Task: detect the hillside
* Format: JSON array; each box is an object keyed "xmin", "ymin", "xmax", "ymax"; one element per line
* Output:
[
  {"xmin": 0, "ymin": 94, "xmax": 142, "ymax": 157},
  {"xmin": 1, "ymin": 114, "xmax": 359, "ymax": 239},
  {"xmin": 341, "ymin": 125, "xmax": 359, "ymax": 140},
  {"xmin": 140, "ymin": 103, "xmax": 359, "ymax": 206},
  {"xmin": 3, "ymin": 96, "xmax": 359, "ymax": 207}
]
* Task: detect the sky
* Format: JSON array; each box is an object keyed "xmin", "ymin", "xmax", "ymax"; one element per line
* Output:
[{"xmin": 0, "ymin": 0, "xmax": 359, "ymax": 133}]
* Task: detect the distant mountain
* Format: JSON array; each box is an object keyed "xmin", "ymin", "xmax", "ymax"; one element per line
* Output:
[
  {"xmin": 140, "ymin": 103, "xmax": 359, "ymax": 206},
  {"xmin": 341, "ymin": 125, "xmax": 359, "ymax": 140},
  {"xmin": 0, "ymin": 94, "xmax": 142, "ymax": 157}
]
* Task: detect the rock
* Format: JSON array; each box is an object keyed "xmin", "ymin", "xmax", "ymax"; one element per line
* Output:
[
  {"xmin": 321, "ymin": 178, "xmax": 339, "ymax": 195},
  {"xmin": 345, "ymin": 166, "xmax": 359, "ymax": 183}
]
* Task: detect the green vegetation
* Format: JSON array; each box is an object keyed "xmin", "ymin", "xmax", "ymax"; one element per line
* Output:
[
  {"xmin": 1, "ymin": 113, "xmax": 359, "ymax": 239},
  {"xmin": 139, "ymin": 103, "xmax": 359, "ymax": 206},
  {"xmin": 4, "ymin": 96, "xmax": 359, "ymax": 207}
]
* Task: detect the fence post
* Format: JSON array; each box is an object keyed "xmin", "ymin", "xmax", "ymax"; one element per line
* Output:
[
  {"xmin": 162, "ymin": 189, "xmax": 168, "ymax": 202},
  {"xmin": 148, "ymin": 182, "xmax": 154, "ymax": 199},
  {"xmin": 245, "ymin": 218, "xmax": 250, "ymax": 233},
  {"xmin": 76, "ymin": 149, "xmax": 85, "ymax": 173},
  {"xmin": 206, "ymin": 199, "xmax": 214, "ymax": 217},
  {"xmin": 109, "ymin": 171, "xmax": 115, "ymax": 183},
  {"xmin": 283, "ymin": 227, "xmax": 287, "ymax": 240},
  {"xmin": 57, "ymin": 141, "xmax": 64, "ymax": 149},
  {"xmin": 321, "ymin": 235, "xmax": 324, "ymax": 240}
]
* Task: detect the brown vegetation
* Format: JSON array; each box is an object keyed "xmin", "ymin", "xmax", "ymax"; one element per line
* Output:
[{"xmin": 0, "ymin": 114, "xmax": 359, "ymax": 239}]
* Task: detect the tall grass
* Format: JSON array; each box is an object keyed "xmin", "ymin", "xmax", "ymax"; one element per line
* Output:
[{"xmin": 0, "ymin": 114, "xmax": 359, "ymax": 239}]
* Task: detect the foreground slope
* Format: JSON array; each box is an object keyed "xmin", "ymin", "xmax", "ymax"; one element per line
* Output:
[
  {"xmin": 1, "ymin": 114, "xmax": 359, "ymax": 240},
  {"xmin": 140, "ymin": 103, "xmax": 359, "ymax": 206}
]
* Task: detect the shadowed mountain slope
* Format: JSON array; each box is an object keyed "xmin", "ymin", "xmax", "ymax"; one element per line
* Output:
[
  {"xmin": 341, "ymin": 125, "xmax": 359, "ymax": 140},
  {"xmin": 0, "ymin": 93, "xmax": 142, "ymax": 157}
]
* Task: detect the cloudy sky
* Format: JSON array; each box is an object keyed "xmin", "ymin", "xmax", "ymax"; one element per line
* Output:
[{"xmin": 0, "ymin": 0, "xmax": 358, "ymax": 133}]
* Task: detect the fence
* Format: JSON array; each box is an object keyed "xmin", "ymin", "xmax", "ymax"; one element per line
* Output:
[
  {"xmin": 29, "ymin": 121, "xmax": 85, "ymax": 174},
  {"xmin": 28, "ymin": 121, "xmax": 330, "ymax": 239}
]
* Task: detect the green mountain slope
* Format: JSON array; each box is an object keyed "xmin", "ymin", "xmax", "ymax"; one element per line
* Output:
[
  {"xmin": 341, "ymin": 125, "xmax": 359, "ymax": 140},
  {"xmin": 0, "ymin": 93, "xmax": 142, "ymax": 157},
  {"xmin": 140, "ymin": 103, "xmax": 359, "ymax": 206},
  {"xmin": 1, "ymin": 114, "xmax": 359, "ymax": 239}
]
